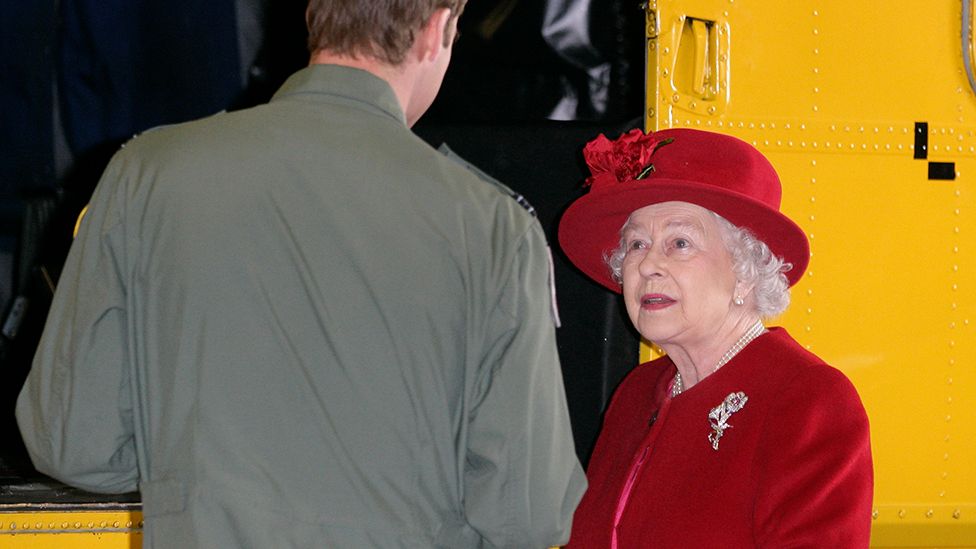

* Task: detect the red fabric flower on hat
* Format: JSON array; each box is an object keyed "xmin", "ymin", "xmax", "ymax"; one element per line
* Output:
[{"xmin": 583, "ymin": 128, "xmax": 674, "ymax": 187}]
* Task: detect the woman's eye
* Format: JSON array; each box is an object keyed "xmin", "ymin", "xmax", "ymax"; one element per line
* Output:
[
  {"xmin": 673, "ymin": 238, "xmax": 690, "ymax": 249},
  {"xmin": 629, "ymin": 240, "xmax": 646, "ymax": 250}
]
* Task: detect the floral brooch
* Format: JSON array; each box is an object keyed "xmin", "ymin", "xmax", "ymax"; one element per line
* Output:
[{"xmin": 708, "ymin": 392, "xmax": 749, "ymax": 450}]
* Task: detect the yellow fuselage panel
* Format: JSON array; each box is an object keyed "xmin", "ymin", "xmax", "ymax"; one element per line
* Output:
[{"xmin": 644, "ymin": 1, "xmax": 975, "ymax": 547}]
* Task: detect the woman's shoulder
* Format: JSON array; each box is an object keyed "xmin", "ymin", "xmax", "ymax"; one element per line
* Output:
[
  {"xmin": 758, "ymin": 327, "xmax": 865, "ymax": 410},
  {"xmin": 755, "ymin": 327, "xmax": 824, "ymax": 367}
]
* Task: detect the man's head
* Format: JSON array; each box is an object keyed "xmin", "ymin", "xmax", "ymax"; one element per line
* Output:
[
  {"xmin": 306, "ymin": 0, "xmax": 464, "ymax": 125},
  {"xmin": 306, "ymin": 0, "xmax": 466, "ymax": 66}
]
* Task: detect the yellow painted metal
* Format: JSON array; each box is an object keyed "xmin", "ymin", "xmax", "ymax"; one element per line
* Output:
[
  {"xmin": 0, "ymin": 509, "xmax": 142, "ymax": 548},
  {"xmin": 645, "ymin": 1, "xmax": 975, "ymax": 547}
]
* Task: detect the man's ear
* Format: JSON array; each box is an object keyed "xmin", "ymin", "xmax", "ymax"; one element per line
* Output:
[{"xmin": 415, "ymin": 8, "xmax": 453, "ymax": 62}]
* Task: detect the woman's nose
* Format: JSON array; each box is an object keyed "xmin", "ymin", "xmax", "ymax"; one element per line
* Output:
[{"xmin": 637, "ymin": 247, "xmax": 665, "ymax": 278}]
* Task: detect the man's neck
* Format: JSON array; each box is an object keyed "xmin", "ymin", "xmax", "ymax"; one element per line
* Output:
[{"xmin": 309, "ymin": 51, "xmax": 414, "ymax": 123}]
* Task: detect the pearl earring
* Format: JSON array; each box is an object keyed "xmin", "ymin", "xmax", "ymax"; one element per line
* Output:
[{"xmin": 733, "ymin": 296, "xmax": 744, "ymax": 306}]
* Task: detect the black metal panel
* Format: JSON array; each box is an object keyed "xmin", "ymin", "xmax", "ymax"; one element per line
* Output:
[
  {"xmin": 914, "ymin": 122, "xmax": 928, "ymax": 159},
  {"xmin": 928, "ymin": 161, "xmax": 956, "ymax": 180}
]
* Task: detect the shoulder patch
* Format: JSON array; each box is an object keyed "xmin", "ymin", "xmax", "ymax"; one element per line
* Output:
[
  {"xmin": 437, "ymin": 143, "xmax": 537, "ymax": 217},
  {"xmin": 73, "ymin": 204, "xmax": 89, "ymax": 238}
]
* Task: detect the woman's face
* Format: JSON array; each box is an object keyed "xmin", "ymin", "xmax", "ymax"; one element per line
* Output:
[{"xmin": 620, "ymin": 201, "xmax": 739, "ymax": 350}]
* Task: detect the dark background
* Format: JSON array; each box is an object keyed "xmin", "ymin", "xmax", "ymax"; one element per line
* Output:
[{"xmin": 0, "ymin": 0, "xmax": 644, "ymax": 494}]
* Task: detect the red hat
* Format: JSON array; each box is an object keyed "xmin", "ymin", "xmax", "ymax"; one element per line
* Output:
[{"xmin": 558, "ymin": 128, "xmax": 809, "ymax": 293}]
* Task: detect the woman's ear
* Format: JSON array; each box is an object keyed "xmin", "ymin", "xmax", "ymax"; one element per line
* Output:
[{"xmin": 734, "ymin": 280, "xmax": 756, "ymax": 304}]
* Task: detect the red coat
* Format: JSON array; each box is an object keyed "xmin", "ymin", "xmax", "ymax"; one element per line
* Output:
[{"xmin": 566, "ymin": 328, "xmax": 873, "ymax": 548}]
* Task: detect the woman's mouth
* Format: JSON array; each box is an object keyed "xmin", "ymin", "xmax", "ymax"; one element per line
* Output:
[{"xmin": 640, "ymin": 294, "xmax": 675, "ymax": 310}]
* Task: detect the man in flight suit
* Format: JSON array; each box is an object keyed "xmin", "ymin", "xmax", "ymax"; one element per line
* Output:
[{"xmin": 16, "ymin": 1, "xmax": 586, "ymax": 546}]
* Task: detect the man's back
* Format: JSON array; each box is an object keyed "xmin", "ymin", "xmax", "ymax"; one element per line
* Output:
[{"xmin": 17, "ymin": 65, "xmax": 585, "ymax": 547}]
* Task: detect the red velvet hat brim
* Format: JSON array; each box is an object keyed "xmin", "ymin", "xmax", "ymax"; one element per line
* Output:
[{"xmin": 558, "ymin": 177, "xmax": 810, "ymax": 293}]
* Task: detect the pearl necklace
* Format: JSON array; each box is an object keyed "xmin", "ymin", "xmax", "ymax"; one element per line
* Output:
[{"xmin": 670, "ymin": 320, "xmax": 766, "ymax": 397}]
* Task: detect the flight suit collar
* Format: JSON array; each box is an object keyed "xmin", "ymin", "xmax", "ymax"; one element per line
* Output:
[{"xmin": 271, "ymin": 64, "xmax": 407, "ymax": 126}]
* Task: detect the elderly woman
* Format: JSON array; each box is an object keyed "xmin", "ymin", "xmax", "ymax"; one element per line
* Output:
[{"xmin": 558, "ymin": 128, "xmax": 873, "ymax": 547}]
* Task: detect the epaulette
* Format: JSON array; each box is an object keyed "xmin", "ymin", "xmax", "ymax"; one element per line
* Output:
[
  {"xmin": 121, "ymin": 110, "xmax": 229, "ymax": 148},
  {"xmin": 437, "ymin": 143, "xmax": 537, "ymax": 217}
]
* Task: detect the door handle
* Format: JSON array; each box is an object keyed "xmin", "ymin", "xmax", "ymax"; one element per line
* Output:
[
  {"xmin": 666, "ymin": 14, "xmax": 729, "ymax": 115},
  {"xmin": 691, "ymin": 19, "xmax": 709, "ymax": 95},
  {"xmin": 645, "ymin": 7, "xmax": 730, "ymax": 127}
]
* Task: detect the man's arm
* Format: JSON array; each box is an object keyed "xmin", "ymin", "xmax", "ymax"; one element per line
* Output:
[
  {"xmin": 16, "ymin": 156, "xmax": 138, "ymax": 494},
  {"xmin": 464, "ymin": 222, "xmax": 586, "ymax": 548}
]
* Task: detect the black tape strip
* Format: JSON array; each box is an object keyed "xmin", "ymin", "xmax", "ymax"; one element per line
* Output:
[
  {"xmin": 914, "ymin": 122, "xmax": 928, "ymax": 159},
  {"xmin": 928, "ymin": 162, "xmax": 955, "ymax": 180}
]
